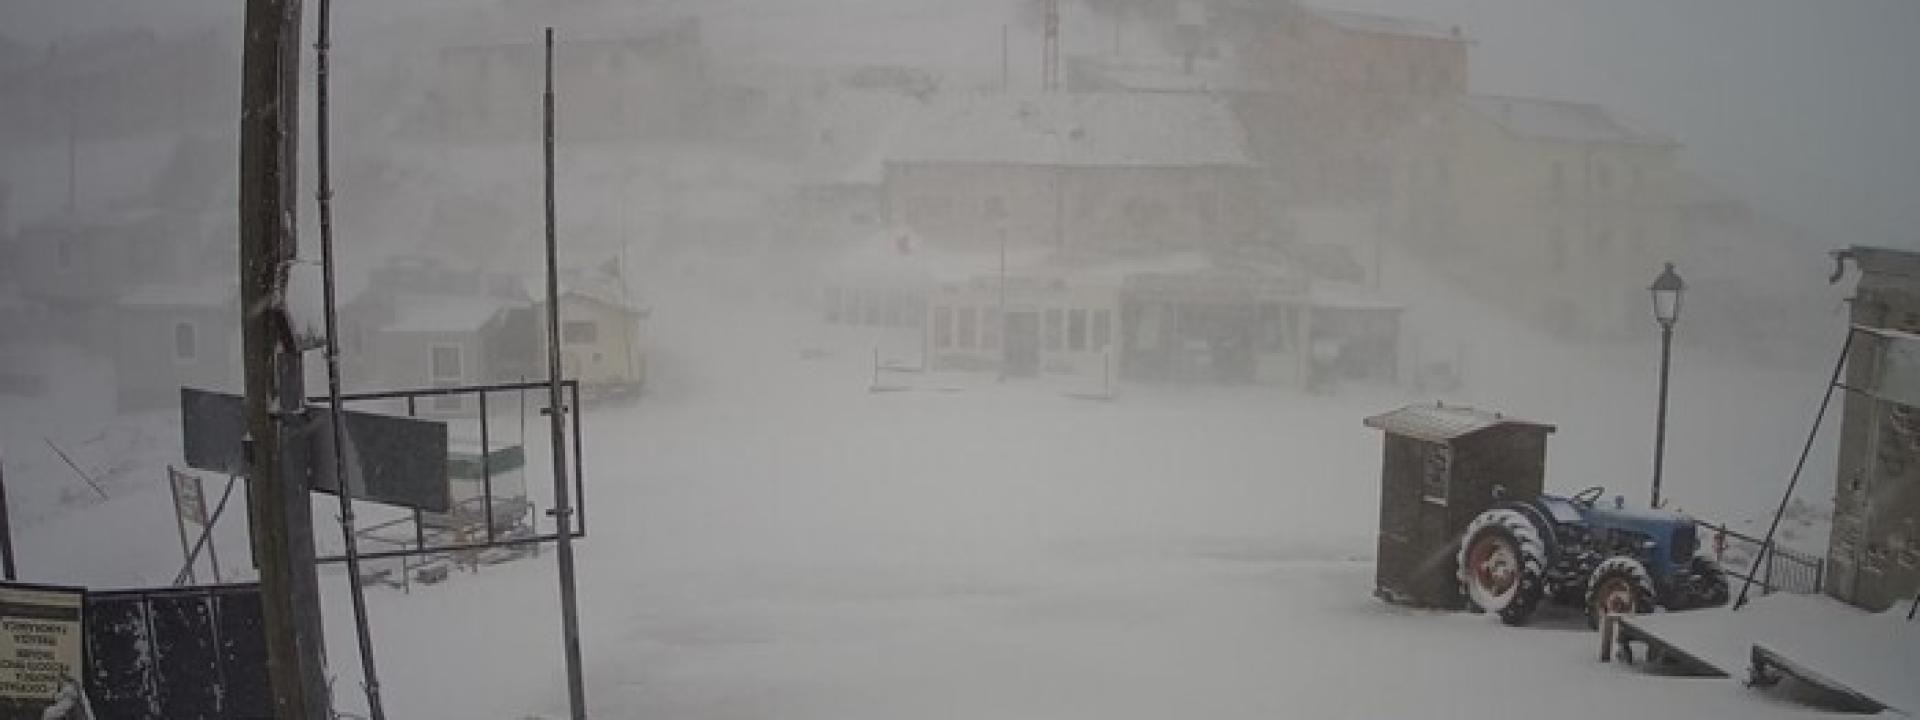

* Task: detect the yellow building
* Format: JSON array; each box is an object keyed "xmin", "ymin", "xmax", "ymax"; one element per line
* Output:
[{"xmin": 1389, "ymin": 94, "xmax": 1683, "ymax": 338}]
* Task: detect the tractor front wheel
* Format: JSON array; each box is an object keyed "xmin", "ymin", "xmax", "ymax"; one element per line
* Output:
[{"xmin": 1586, "ymin": 557, "xmax": 1656, "ymax": 629}]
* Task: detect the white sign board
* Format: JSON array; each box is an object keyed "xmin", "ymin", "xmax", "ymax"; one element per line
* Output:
[{"xmin": 0, "ymin": 583, "xmax": 85, "ymax": 719}]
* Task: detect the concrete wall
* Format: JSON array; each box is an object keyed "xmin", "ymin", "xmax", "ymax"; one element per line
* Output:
[{"xmin": 1828, "ymin": 250, "xmax": 1920, "ymax": 611}]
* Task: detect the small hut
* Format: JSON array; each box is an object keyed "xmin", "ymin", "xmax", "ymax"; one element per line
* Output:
[{"xmin": 1364, "ymin": 403, "xmax": 1554, "ymax": 608}]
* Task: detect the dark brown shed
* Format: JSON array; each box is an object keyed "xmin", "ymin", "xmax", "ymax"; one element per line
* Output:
[{"xmin": 1365, "ymin": 403, "xmax": 1555, "ymax": 608}]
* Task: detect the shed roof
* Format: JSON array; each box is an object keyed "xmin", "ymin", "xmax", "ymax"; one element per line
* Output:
[
  {"xmin": 883, "ymin": 92, "xmax": 1255, "ymax": 169},
  {"xmin": 383, "ymin": 293, "xmax": 523, "ymax": 334},
  {"xmin": 1464, "ymin": 94, "xmax": 1676, "ymax": 148},
  {"xmin": 1364, "ymin": 403, "xmax": 1554, "ymax": 443}
]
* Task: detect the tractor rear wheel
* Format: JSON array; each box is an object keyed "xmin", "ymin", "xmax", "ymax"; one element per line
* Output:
[
  {"xmin": 1586, "ymin": 557, "xmax": 1656, "ymax": 629},
  {"xmin": 1458, "ymin": 510, "xmax": 1547, "ymax": 625}
]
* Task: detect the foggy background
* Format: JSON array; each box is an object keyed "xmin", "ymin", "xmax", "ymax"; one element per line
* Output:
[{"xmin": 0, "ymin": 0, "xmax": 1913, "ymax": 717}]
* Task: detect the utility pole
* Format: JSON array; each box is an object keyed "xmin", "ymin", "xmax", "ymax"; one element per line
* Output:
[
  {"xmin": 543, "ymin": 27, "xmax": 591, "ymax": 720},
  {"xmin": 239, "ymin": 1, "xmax": 331, "ymax": 717},
  {"xmin": 0, "ymin": 451, "xmax": 15, "ymax": 580}
]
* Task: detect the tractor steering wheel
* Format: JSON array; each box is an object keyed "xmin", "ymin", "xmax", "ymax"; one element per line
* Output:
[{"xmin": 1571, "ymin": 486, "xmax": 1606, "ymax": 507}]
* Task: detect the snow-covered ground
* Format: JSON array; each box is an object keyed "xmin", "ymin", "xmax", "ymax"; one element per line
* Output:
[{"xmin": 0, "ymin": 257, "xmax": 1860, "ymax": 718}]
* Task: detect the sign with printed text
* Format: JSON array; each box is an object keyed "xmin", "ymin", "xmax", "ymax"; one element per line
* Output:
[
  {"xmin": 170, "ymin": 468, "xmax": 209, "ymax": 533},
  {"xmin": 0, "ymin": 583, "xmax": 85, "ymax": 719}
]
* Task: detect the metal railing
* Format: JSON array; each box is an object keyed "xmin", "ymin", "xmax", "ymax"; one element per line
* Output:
[
  {"xmin": 1699, "ymin": 521, "xmax": 1824, "ymax": 595},
  {"xmin": 307, "ymin": 379, "xmax": 588, "ymax": 571}
]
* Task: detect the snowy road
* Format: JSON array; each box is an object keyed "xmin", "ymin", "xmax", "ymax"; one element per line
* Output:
[
  {"xmin": 299, "ymin": 295, "xmax": 1848, "ymax": 719},
  {"xmin": 0, "ymin": 284, "xmax": 1849, "ymax": 718}
]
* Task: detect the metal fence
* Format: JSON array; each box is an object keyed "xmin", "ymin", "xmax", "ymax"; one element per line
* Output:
[
  {"xmin": 306, "ymin": 379, "xmax": 587, "ymax": 589},
  {"xmin": 1699, "ymin": 521, "xmax": 1825, "ymax": 595}
]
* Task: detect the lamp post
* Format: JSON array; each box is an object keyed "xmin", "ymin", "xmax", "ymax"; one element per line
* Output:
[{"xmin": 1649, "ymin": 263, "xmax": 1685, "ymax": 508}]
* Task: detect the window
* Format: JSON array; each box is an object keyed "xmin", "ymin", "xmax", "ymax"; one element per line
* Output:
[
  {"xmin": 1068, "ymin": 309, "xmax": 1088, "ymax": 351},
  {"xmin": 934, "ymin": 307, "xmax": 954, "ymax": 349},
  {"xmin": 173, "ymin": 321, "xmax": 197, "ymax": 362},
  {"xmin": 1044, "ymin": 308, "xmax": 1064, "ymax": 350},
  {"xmin": 563, "ymin": 321, "xmax": 597, "ymax": 344},
  {"xmin": 957, "ymin": 307, "xmax": 977, "ymax": 349},
  {"xmin": 1092, "ymin": 309, "xmax": 1112, "ymax": 351}
]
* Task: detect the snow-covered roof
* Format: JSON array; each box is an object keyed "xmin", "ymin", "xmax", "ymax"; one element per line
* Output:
[
  {"xmin": 1364, "ymin": 403, "xmax": 1554, "ymax": 443},
  {"xmin": 1306, "ymin": 7, "xmax": 1464, "ymax": 42},
  {"xmin": 119, "ymin": 282, "xmax": 236, "ymax": 308},
  {"xmin": 382, "ymin": 293, "xmax": 523, "ymax": 333},
  {"xmin": 883, "ymin": 92, "xmax": 1255, "ymax": 169},
  {"xmin": 1464, "ymin": 95, "xmax": 1676, "ymax": 148}
]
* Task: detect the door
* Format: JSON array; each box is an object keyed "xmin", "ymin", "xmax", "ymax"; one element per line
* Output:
[{"xmin": 1004, "ymin": 312, "xmax": 1040, "ymax": 378}]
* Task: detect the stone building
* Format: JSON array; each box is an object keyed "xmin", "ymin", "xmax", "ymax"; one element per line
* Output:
[{"xmin": 1386, "ymin": 94, "xmax": 1683, "ymax": 338}]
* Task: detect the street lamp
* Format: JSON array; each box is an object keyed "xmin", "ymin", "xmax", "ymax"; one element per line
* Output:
[{"xmin": 1649, "ymin": 263, "xmax": 1685, "ymax": 508}]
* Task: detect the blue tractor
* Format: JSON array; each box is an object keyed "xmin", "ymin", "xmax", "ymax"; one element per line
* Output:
[{"xmin": 1456, "ymin": 486, "xmax": 1729, "ymax": 626}]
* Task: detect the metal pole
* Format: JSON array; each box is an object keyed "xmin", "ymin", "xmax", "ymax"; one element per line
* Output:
[
  {"xmin": 0, "ymin": 452, "xmax": 15, "ymax": 581},
  {"xmin": 481, "ymin": 391, "xmax": 495, "ymax": 543},
  {"xmin": 997, "ymin": 228, "xmax": 1007, "ymax": 382},
  {"xmin": 544, "ymin": 28, "xmax": 591, "ymax": 720},
  {"xmin": 1651, "ymin": 323, "xmax": 1672, "ymax": 507},
  {"xmin": 1735, "ymin": 328, "xmax": 1854, "ymax": 610},
  {"xmin": 315, "ymin": 0, "xmax": 388, "ymax": 711},
  {"xmin": 239, "ymin": 0, "xmax": 329, "ymax": 714}
]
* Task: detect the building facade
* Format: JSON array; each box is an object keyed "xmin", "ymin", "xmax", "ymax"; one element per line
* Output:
[
  {"xmin": 1240, "ymin": 4, "xmax": 1470, "ymax": 206},
  {"xmin": 1387, "ymin": 94, "xmax": 1683, "ymax": 338},
  {"xmin": 880, "ymin": 92, "xmax": 1264, "ymax": 254},
  {"xmin": 1828, "ymin": 247, "xmax": 1920, "ymax": 612}
]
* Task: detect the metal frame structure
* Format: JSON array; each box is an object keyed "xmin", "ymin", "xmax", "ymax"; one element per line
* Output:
[{"xmin": 306, "ymin": 379, "xmax": 590, "ymax": 567}]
